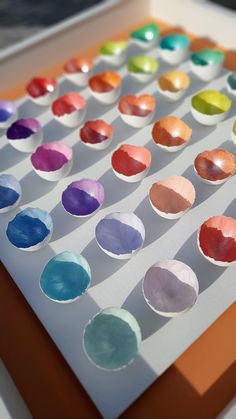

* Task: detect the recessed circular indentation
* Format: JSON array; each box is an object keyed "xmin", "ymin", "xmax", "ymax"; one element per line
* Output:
[
  {"xmin": 0, "ymin": 101, "xmax": 17, "ymax": 129},
  {"xmin": 112, "ymin": 144, "xmax": 152, "ymax": 182},
  {"xmin": 130, "ymin": 23, "xmax": 160, "ymax": 47},
  {"xmin": 6, "ymin": 118, "xmax": 42, "ymax": 152},
  {"xmin": 118, "ymin": 94, "xmax": 155, "ymax": 127},
  {"xmin": 83, "ymin": 307, "xmax": 141, "ymax": 370},
  {"xmin": 152, "ymin": 115, "xmax": 192, "ymax": 151},
  {"xmin": 26, "ymin": 77, "xmax": 58, "ymax": 105},
  {"xmin": 52, "ymin": 93, "xmax": 86, "ymax": 127},
  {"xmin": 194, "ymin": 148, "xmax": 235, "ymax": 184},
  {"xmin": 6, "ymin": 207, "xmax": 53, "ymax": 251},
  {"xmin": 62, "ymin": 179, "xmax": 104, "ymax": 217},
  {"xmin": 89, "ymin": 72, "xmax": 121, "ymax": 104},
  {"xmin": 198, "ymin": 215, "xmax": 236, "ymax": 266},
  {"xmin": 95, "ymin": 212, "xmax": 145, "ymax": 259},
  {"xmin": 149, "ymin": 175, "xmax": 196, "ymax": 219},
  {"xmin": 0, "ymin": 174, "xmax": 21, "ymax": 213},
  {"xmin": 40, "ymin": 251, "xmax": 91, "ymax": 303},
  {"xmin": 80, "ymin": 119, "xmax": 113, "ymax": 150},
  {"xmin": 191, "ymin": 90, "xmax": 231, "ymax": 125},
  {"xmin": 31, "ymin": 141, "xmax": 73, "ymax": 181},
  {"xmin": 143, "ymin": 259, "xmax": 199, "ymax": 317}
]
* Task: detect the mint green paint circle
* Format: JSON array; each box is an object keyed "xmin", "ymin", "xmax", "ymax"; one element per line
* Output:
[
  {"xmin": 191, "ymin": 49, "xmax": 225, "ymax": 66},
  {"xmin": 83, "ymin": 308, "xmax": 141, "ymax": 370},
  {"xmin": 131, "ymin": 23, "xmax": 160, "ymax": 43}
]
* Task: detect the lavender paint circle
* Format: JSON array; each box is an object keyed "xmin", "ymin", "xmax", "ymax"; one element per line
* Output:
[
  {"xmin": 0, "ymin": 101, "xmax": 17, "ymax": 124},
  {"xmin": 7, "ymin": 118, "xmax": 41, "ymax": 140},
  {"xmin": 143, "ymin": 259, "xmax": 199, "ymax": 317},
  {"xmin": 0, "ymin": 174, "xmax": 21, "ymax": 212},
  {"xmin": 6, "ymin": 207, "xmax": 53, "ymax": 250},
  {"xmin": 62, "ymin": 179, "xmax": 104, "ymax": 217},
  {"xmin": 95, "ymin": 212, "xmax": 145, "ymax": 259}
]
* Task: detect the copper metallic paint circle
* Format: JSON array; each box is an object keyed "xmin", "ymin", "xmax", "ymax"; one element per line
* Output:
[
  {"xmin": 152, "ymin": 116, "xmax": 192, "ymax": 147},
  {"xmin": 149, "ymin": 176, "xmax": 196, "ymax": 214},
  {"xmin": 194, "ymin": 149, "xmax": 235, "ymax": 182}
]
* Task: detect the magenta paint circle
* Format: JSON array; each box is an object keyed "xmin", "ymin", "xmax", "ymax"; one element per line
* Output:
[
  {"xmin": 62, "ymin": 179, "xmax": 104, "ymax": 217},
  {"xmin": 31, "ymin": 141, "xmax": 72, "ymax": 172}
]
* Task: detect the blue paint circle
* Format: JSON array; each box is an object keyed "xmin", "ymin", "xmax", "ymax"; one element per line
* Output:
[
  {"xmin": 95, "ymin": 218, "xmax": 143, "ymax": 255},
  {"xmin": 160, "ymin": 34, "xmax": 189, "ymax": 51},
  {"xmin": 6, "ymin": 207, "xmax": 52, "ymax": 249},
  {"xmin": 228, "ymin": 72, "xmax": 236, "ymax": 90},
  {"xmin": 0, "ymin": 174, "xmax": 21, "ymax": 210},
  {"xmin": 40, "ymin": 252, "xmax": 91, "ymax": 302}
]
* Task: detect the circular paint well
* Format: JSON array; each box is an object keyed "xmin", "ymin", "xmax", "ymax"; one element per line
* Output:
[
  {"xmin": 130, "ymin": 23, "xmax": 160, "ymax": 49},
  {"xmin": 227, "ymin": 72, "xmax": 236, "ymax": 99},
  {"xmin": 80, "ymin": 120, "xmax": 113, "ymax": 150},
  {"xmin": 100, "ymin": 41, "xmax": 127, "ymax": 66},
  {"xmin": 40, "ymin": 252, "xmax": 91, "ymax": 303},
  {"xmin": 158, "ymin": 70, "xmax": 190, "ymax": 101},
  {"xmin": 6, "ymin": 207, "xmax": 53, "ymax": 251},
  {"xmin": 6, "ymin": 118, "xmax": 42, "ymax": 152},
  {"xmin": 62, "ymin": 179, "xmax": 104, "ymax": 217},
  {"xmin": 149, "ymin": 175, "xmax": 196, "ymax": 219},
  {"xmin": 127, "ymin": 56, "xmax": 159, "ymax": 83},
  {"xmin": 31, "ymin": 141, "xmax": 73, "ymax": 181},
  {"xmin": 52, "ymin": 93, "xmax": 86, "ymax": 127},
  {"xmin": 190, "ymin": 50, "xmax": 225, "ymax": 81},
  {"xmin": 191, "ymin": 90, "xmax": 231, "ymax": 125},
  {"xmin": 198, "ymin": 215, "xmax": 236, "ymax": 266},
  {"xmin": 0, "ymin": 174, "xmax": 22, "ymax": 213},
  {"xmin": 64, "ymin": 57, "xmax": 94, "ymax": 86},
  {"xmin": 159, "ymin": 34, "xmax": 190, "ymax": 64},
  {"xmin": 194, "ymin": 148, "xmax": 235, "ymax": 184},
  {"xmin": 0, "ymin": 101, "xmax": 18, "ymax": 129},
  {"xmin": 95, "ymin": 212, "xmax": 145, "ymax": 259},
  {"xmin": 118, "ymin": 94, "xmax": 155, "ymax": 127},
  {"xmin": 143, "ymin": 259, "xmax": 199, "ymax": 317},
  {"xmin": 83, "ymin": 307, "xmax": 141, "ymax": 370},
  {"xmin": 89, "ymin": 72, "xmax": 121, "ymax": 104},
  {"xmin": 26, "ymin": 77, "xmax": 58, "ymax": 105},
  {"xmin": 112, "ymin": 144, "xmax": 152, "ymax": 182},
  {"xmin": 152, "ymin": 115, "xmax": 192, "ymax": 152}
]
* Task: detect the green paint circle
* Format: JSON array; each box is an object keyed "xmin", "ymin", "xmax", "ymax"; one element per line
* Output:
[
  {"xmin": 192, "ymin": 90, "xmax": 231, "ymax": 115},
  {"xmin": 128, "ymin": 55, "xmax": 158, "ymax": 74}
]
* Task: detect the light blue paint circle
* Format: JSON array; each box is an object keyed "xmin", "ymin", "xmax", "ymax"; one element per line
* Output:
[
  {"xmin": 83, "ymin": 307, "xmax": 141, "ymax": 370},
  {"xmin": 40, "ymin": 251, "xmax": 91, "ymax": 302}
]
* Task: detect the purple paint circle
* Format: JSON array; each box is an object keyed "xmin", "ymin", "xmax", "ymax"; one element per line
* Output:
[
  {"xmin": 62, "ymin": 179, "xmax": 104, "ymax": 217},
  {"xmin": 7, "ymin": 118, "xmax": 41, "ymax": 140},
  {"xmin": 95, "ymin": 212, "xmax": 145, "ymax": 257}
]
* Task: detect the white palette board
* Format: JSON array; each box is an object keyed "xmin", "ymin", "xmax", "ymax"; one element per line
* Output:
[{"xmin": 0, "ymin": 43, "xmax": 236, "ymax": 419}]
